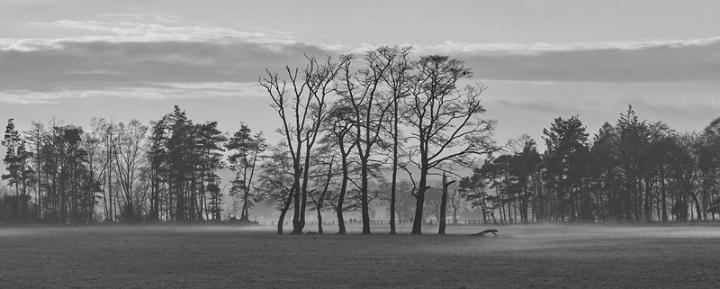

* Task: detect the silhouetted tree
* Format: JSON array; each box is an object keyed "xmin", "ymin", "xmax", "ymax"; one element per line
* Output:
[
  {"xmin": 382, "ymin": 46, "xmax": 413, "ymax": 235},
  {"xmin": 226, "ymin": 124, "xmax": 266, "ymax": 222},
  {"xmin": 261, "ymin": 55, "xmax": 344, "ymax": 234},
  {"xmin": 3, "ymin": 119, "xmax": 33, "ymax": 221},
  {"xmin": 337, "ymin": 46, "xmax": 401, "ymax": 234},
  {"xmin": 406, "ymin": 55, "xmax": 497, "ymax": 234},
  {"xmin": 256, "ymin": 144, "xmax": 295, "ymax": 234},
  {"xmin": 322, "ymin": 104, "xmax": 357, "ymax": 234},
  {"xmin": 543, "ymin": 115, "xmax": 589, "ymax": 221},
  {"xmin": 113, "ymin": 120, "xmax": 148, "ymax": 221}
]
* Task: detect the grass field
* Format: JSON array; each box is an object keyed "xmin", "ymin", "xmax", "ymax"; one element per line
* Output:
[{"xmin": 1, "ymin": 224, "xmax": 719, "ymax": 288}]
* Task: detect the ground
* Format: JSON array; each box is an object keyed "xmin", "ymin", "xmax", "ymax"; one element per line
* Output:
[{"xmin": 1, "ymin": 224, "xmax": 719, "ymax": 288}]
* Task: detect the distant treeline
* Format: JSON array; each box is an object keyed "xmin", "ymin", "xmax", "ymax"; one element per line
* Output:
[
  {"xmin": 2, "ymin": 45, "xmax": 719, "ymax": 235},
  {"xmin": 0, "ymin": 106, "xmax": 263, "ymax": 226},
  {"xmin": 463, "ymin": 107, "xmax": 720, "ymax": 225}
]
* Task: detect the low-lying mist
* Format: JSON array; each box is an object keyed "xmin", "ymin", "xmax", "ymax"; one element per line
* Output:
[{"xmin": 2, "ymin": 223, "xmax": 719, "ymax": 242}]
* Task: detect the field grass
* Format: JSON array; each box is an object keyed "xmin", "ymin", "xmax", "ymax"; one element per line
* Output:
[{"xmin": 1, "ymin": 223, "xmax": 720, "ymax": 288}]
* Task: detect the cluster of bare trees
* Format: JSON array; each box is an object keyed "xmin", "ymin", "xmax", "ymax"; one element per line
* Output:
[
  {"xmin": 259, "ymin": 46, "xmax": 497, "ymax": 235},
  {"xmin": 461, "ymin": 106, "xmax": 720, "ymax": 224},
  {"xmin": 0, "ymin": 106, "xmax": 265, "ymax": 225}
]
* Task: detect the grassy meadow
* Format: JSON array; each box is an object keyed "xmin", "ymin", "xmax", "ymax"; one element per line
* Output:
[{"xmin": 1, "ymin": 224, "xmax": 719, "ymax": 288}]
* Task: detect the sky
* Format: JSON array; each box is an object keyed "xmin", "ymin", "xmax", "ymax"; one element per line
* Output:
[{"xmin": 1, "ymin": 0, "xmax": 720, "ymax": 156}]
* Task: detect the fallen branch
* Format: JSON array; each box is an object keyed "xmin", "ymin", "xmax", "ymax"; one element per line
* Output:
[{"xmin": 469, "ymin": 229, "xmax": 498, "ymax": 236}]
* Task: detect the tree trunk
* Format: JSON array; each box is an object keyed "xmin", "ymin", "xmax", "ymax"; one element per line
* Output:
[
  {"xmin": 452, "ymin": 206, "xmax": 458, "ymax": 225},
  {"xmin": 277, "ymin": 207, "xmax": 289, "ymax": 235},
  {"xmin": 291, "ymin": 158, "xmax": 302, "ymax": 234},
  {"xmin": 411, "ymin": 161, "xmax": 428, "ymax": 235},
  {"xmin": 336, "ymin": 162, "xmax": 348, "ymax": 235},
  {"xmin": 316, "ymin": 207, "xmax": 323, "ymax": 234},
  {"xmin": 241, "ymin": 187, "xmax": 250, "ymax": 220},
  {"xmin": 14, "ymin": 182, "xmax": 20, "ymax": 221},
  {"xmin": 360, "ymin": 162, "xmax": 371, "ymax": 235},
  {"xmin": 390, "ymin": 101, "xmax": 399, "ymax": 235},
  {"xmin": 661, "ymin": 167, "xmax": 667, "ymax": 222},
  {"xmin": 299, "ymin": 147, "xmax": 313, "ymax": 232},
  {"xmin": 438, "ymin": 173, "xmax": 450, "ymax": 235},
  {"xmin": 645, "ymin": 178, "xmax": 652, "ymax": 223},
  {"xmin": 390, "ymin": 162, "xmax": 398, "ymax": 235},
  {"xmin": 691, "ymin": 193, "xmax": 703, "ymax": 221},
  {"xmin": 277, "ymin": 187, "xmax": 294, "ymax": 235}
]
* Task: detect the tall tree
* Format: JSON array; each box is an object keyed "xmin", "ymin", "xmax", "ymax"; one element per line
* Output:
[
  {"xmin": 406, "ymin": 55, "xmax": 497, "ymax": 234},
  {"xmin": 194, "ymin": 121, "xmax": 227, "ymax": 221},
  {"xmin": 166, "ymin": 106, "xmax": 194, "ymax": 221},
  {"xmin": 508, "ymin": 137, "xmax": 542, "ymax": 223},
  {"xmin": 382, "ymin": 45, "xmax": 413, "ymax": 235},
  {"xmin": 226, "ymin": 124, "xmax": 266, "ymax": 222},
  {"xmin": 701, "ymin": 117, "xmax": 720, "ymax": 220},
  {"xmin": 147, "ymin": 115, "xmax": 169, "ymax": 221},
  {"xmin": 543, "ymin": 115, "xmax": 589, "ymax": 221},
  {"xmin": 323, "ymin": 104, "xmax": 357, "ymax": 234},
  {"xmin": 616, "ymin": 105, "xmax": 649, "ymax": 221},
  {"xmin": 24, "ymin": 121, "xmax": 44, "ymax": 220},
  {"xmin": 83, "ymin": 118, "xmax": 110, "ymax": 223},
  {"xmin": 3, "ymin": 119, "xmax": 33, "ymax": 221},
  {"xmin": 113, "ymin": 120, "xmax": 148, "ymax": 221},
  {"xmin": 591, "ymin": 122, "xmax": 620, "ymax": 221},
  {"xmin": 255, "ymin": 144, "xmax": 295, "ymax": 234},
  {"xmin": 338, "ymin": 46, "xmax": 401, "ymax": 234},
  {"xmin": 261, "ymin": 55, "xmax": 344, "ymax": 234}
]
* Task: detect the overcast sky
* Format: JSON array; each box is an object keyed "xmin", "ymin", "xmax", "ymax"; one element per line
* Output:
[{"xmin": 2, "ymin": 0, "xmax": 720, "ymax": 154}]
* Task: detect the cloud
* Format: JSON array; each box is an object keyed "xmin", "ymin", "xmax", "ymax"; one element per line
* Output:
[
  {"xmin": 43, "ymin": 19, "xmax": 298, "ymax": 45},
  {"xmin": 421, "ymin": 38, "xmax": 720, "ymax": 55},
  {"xmin": 0, "ymin": 82, "xmax": 266, "ymax": 105},
  {"xmin": 441, "ymin": 37, "xmax": 720, "ymax": 83},
  {"xmin": 2, "ymin": 15, "xmax": 718, "ymax": 105},
  {"xmin": 94, "ymin": 13, "xmax": 184, "ymax": 24},
  {"xmin": 0, "ymin": 40, "xmax": 335, "ymax": 93},
  {"xmin": 0, "ymin": 17, "xmax": 345, "ymax": 103}
]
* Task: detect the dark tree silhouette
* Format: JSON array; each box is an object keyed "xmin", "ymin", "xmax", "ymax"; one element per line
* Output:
[
  {"xmin": 261, "ymin": 55, "xmax": 344, "ymax": 234},
  {"xmin": 406, "ymin": 55, "xmax": 497, "ymax": 235},
  {"xmin": 226, "ymin": 123, "xmax": 266, "ymax": 222},
  {"xmin": 337, "ymin": 46, "xmax": 399, "ymax": 235},
  {"xmin": 255, "ymin": 144, "xmax": 295, "ymax": 234},
  {"xmin": 542, "ymin": 115, "xmax": 589, "ymax": 221},
  {"xmin": 3, "ymin": 118, "xmax": 33, "ymax": 221}
]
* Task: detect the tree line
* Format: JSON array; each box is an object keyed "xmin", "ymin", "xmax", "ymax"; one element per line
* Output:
[
  {"xmin": 462, "ymin": 106, "xmax": 720, "ymax": 225},
  {"xmin": 0, "ymin": 106, "xmax": 265, "ymax": 225},
  {"xmin": 2, "ymin": 45, "xmax": 719, "ymax": 235}
]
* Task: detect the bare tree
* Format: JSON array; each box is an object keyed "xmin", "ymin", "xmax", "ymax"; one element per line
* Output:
[
  {"xmin": 260, "ymin": 55, "xmax": 344, "ymax": 234},
  {"xmin": 337, "ymin": 46, "xmax": 400, "ymax": 234},
  {"xmin": 323, "ymin": 104, "xmax": 357, "ymax": 234},
  {"xmin": 405, "ymin": 55, "xmax": 498, "ymax": 235},
  {"xmin": 255, "ymin": 144, "xmax": 295, "ymax": 234},
  {"xmin": 83, "ymin": 117, "xmax": 111, "ymax": 222},
  {"xmin": 113, "ymin": 120, "xmax": 148, "ymax": 221},
  {"xmin": 381, "ymin": 45, "xmax": 414, "ymax": 234}
]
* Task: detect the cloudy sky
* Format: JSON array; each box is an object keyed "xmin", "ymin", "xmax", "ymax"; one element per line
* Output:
[{"xmin": 2, "ymin": 0, "xmax": 720, "ymax": 151}]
